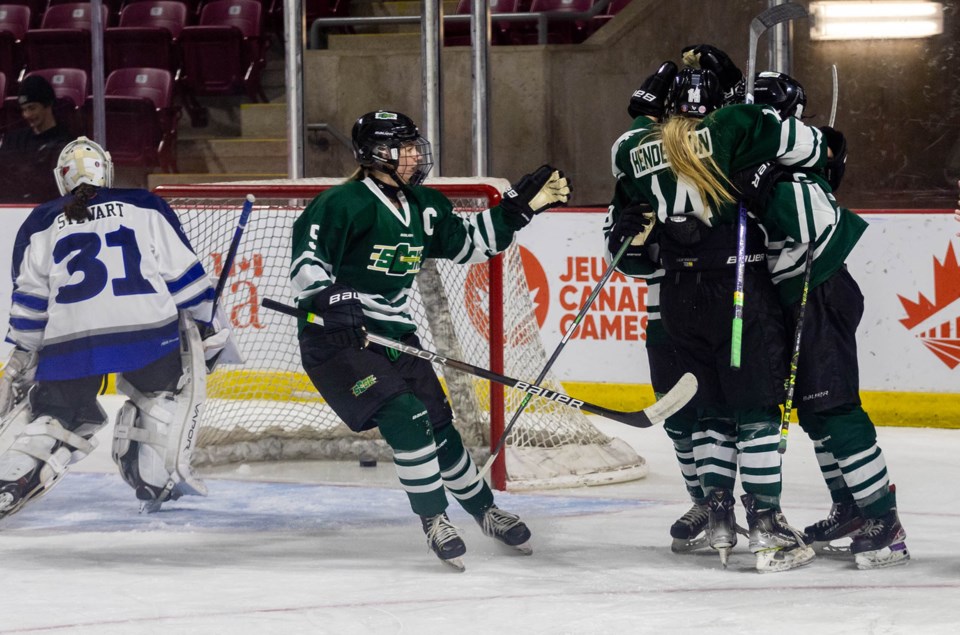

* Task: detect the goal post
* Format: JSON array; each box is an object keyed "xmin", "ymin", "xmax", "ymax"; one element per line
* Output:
[{"xmin": 155, "ymin": 178, "xmax": 648, "ymax": 491}]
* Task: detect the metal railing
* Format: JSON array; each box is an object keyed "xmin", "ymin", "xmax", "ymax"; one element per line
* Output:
[{"xmin": 308, "ymin": 0, "xmax": 614, "ymax": 49}]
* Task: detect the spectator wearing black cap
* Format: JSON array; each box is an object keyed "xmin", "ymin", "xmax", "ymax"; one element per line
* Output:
[{"xmin": 0, "ymin": 75, "xmax": 72, "ymax": 203}]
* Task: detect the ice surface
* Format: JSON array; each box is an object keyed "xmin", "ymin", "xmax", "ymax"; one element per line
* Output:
[{"xmin": 2, "ymin": 396, "xmax": 957, "ymax": 634}]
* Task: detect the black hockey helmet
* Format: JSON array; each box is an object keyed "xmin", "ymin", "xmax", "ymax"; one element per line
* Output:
[
  {"xmin": 753, "ymin": 71, "xmax": 807, "ymax": 119},
  {"xmin": 351, "ymin": 110, "xmax": 434, "ymax": 186},
  {"xmin": 669, "ymin": 67, "xmax": 724, "ymax": 118}
]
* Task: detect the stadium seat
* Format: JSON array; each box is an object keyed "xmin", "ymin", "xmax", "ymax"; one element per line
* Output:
[
  {"xmin": 521, "ymin": 0, "xmax": 596, "ymax": 44},
  {"xmin": 2, "ymin": 0, "xmax": 43, "ymax": 28},
  {"xmin": 104, "ymin": 1, "xmax": 187, "ymax": 74},
  {"xmin": 177, "ymin": 0, "xmax": 268, "ymax": 125},
  {"xmin": 445, "ymin": 0, "xmax": 520, "ymax": 47},
  {"xmin": 22, "ymin": 3, "xmax": 110, "ymax": 71},
  {"xmin": 0, "ymin": 4, "xmax": 31, "ymax": 80},
  {"xmin": 103, "ymin": 67, "xmax": 180, "ymax": 170}
]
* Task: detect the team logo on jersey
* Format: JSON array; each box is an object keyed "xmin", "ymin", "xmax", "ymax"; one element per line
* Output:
[
  {"xmin": 368, "ymin": 243, "xmax": 423, "ymax": 276},
  {"xmin": 352, "ymin": 375, "xmax": 378, "ymax": 397},
  {"xmin": 897, "ymin": 242, "xmax": 960, "ymax": 369}
]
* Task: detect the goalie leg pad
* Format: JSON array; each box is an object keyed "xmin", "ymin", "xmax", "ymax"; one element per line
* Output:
[
  {"xmin": 112, "ymin": 315, "xmax": 208, "ymax": 512},
  {"xmin": 0, "ymin": 401, "xmax": 107, "ymax": 519}
]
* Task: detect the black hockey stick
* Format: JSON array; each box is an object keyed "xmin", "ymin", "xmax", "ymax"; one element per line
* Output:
[
  {"xmin": 474, "ymin": 237, "xmax": 637, "ymax": 484},
  {"xmin": 779, "ymin": 64, "xmax": 837, "ymax": 453},
  {"xmin": 261, "ymin": 298, "xmax": 698, "ymax": 429},
  {"xmin": 733, "ymin": 2, "xmax": 809, "ymax": 368},
  {"xmin": 212, "ymin": 193, "xmax": 256, "ymax": 319}
]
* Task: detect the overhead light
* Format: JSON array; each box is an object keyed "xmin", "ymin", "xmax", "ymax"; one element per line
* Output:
[{"xmin": 810, "ymin": 1, "xmax": 944, "ymax": 40}]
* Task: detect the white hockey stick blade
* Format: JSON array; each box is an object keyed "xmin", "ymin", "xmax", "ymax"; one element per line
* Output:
[
  {"xmin": 640, "ymin": 372, "xmax": 698, "ymax": 425},
  {"xmin": 829, "ymin": 64, "xmax": 839, "ymax": 127}
]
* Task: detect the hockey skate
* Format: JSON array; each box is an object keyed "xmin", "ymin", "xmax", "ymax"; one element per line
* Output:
[
  {"xmin": 422, "ymin": 512, "xmax": 467, "ymax": 571},
  {"xmin": 741, "ymin": 494, "xmax": 815, "ymax": 573},
  {"xmin": 706, "ymin": 489, "xmax": 737, "ymax": 567},
  {"xmin": 802, "ymin": 499, "xmax": 865, "ymax": 553},
  {"xmin": 0, "ymin": 481, "xmax": 25, "ymax": 519},
  {"xmin": 670, "ymin": 500, "xmax": 710, "ymax": 553},
  {"xmin": 850, "ymin": 509, "xmax": 910, "ymax": 570},
  {"xmin": 474, "ymin": 504, "xmax": 532, "ymax": 555}
]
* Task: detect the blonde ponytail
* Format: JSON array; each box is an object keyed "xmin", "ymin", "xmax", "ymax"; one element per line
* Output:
[{"xmin": 658, "ymin": 117, "xmax": 735, "ymax": 213}]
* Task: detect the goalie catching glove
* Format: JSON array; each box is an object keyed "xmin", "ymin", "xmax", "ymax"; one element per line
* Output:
[
  {"xmin": 500, "ymin": 165, "xmax": 571, "ymax": 226},
  {"xmin": 311, "ymin": 284, "xmax": 367, "ymax": 350},
  {"xmin": 681, "ymin": 44, "xmax": 744, "ymax": 105},
  {"xmin": 628, "ymin": 61, "xmax": 678, "ymax": 121},
  {"xmin": 609, "ymin": 202, "xmax": 656, "ymax": 254},
  {"xmin": 0, "ymin": 347, "xmax": 38, "ymax": 417}
]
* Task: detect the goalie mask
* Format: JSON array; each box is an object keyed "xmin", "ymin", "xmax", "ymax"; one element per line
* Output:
[
  {"xmin": 352, "ymin": 111, "xmax": 434, "ymax": 186},
  {"xmin": 754, "ymin": 71, "xmax": 807, "ymax": 119},
  {"xmin": 669, "ymin": 68, "xmax": 723, "ymax": 118},
  {"xmin": 54, "ymin": 136, "xmax": 114, "ymax": 196}
]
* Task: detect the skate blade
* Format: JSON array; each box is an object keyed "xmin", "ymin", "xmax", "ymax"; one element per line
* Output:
[
  {"xmin": 509, "ymin": 540, "xmax": 533, "ymax": 556},
  {"xmin": 811, "ymin": 540, "xmax": 853, "ymax": 556},
  {"xmin": 140, "ymin": 499, "xmax": 163, "ymax": 514},
  {"xmin": 671, "ymin": 535, "xmax": 709, "ymax": 553},
  {"xmin": 855, "ymin": 542, "xmax": 910, "ymax": 570},
  {"xmin": 717, "ymin": 546, "xmax": 732, "ymax": 568},
  {"xmin": 754, "ymin": 545, "xmax": 816, "ymax": 573},
  {"xmin": 439, "ymin": 556, "xmax": 466, "ymax": 572}
]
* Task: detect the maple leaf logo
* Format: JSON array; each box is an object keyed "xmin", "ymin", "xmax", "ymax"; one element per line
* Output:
[{"xmin": 897, "ymin": 242, "xmax": 960, "ymax": 369}]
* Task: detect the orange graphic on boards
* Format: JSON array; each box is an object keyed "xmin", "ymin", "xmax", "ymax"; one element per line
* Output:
[
  {"xmin": 464, "ymin": 246, "xmax": 548, "ymax": 340},
  {"xmin": 897, "ymin": 242, "xmax": 960, "ymax": 369}
]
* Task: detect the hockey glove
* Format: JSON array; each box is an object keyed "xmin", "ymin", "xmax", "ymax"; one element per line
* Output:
[
  {"xmin": 312, "ymin": 284, "xmax": 367, "ymax": 350},
  {"xmin": 628, "ymin": 61, "xmax": 678, "ymax": 121},
  {"xmin": 609, "ymin": 202, "xmax": 656, "ymax": 254},
  {"xmin": 819, "ymin": 126, "xmax": 848, "ymax": 192},
  {"xmin": 681, "ymin": 44, "xmax": 744, "ymax": 105},
  {"xmin": 0, "ymin": 346, "xmax": 38, "ymax": 417},
  {"xmin": 733, "ymin": 161, "xmax": 783, "ymax": 214},
  {"xmin": 500, "ymin": 165, "xmax": 571, "ymax": 226}
]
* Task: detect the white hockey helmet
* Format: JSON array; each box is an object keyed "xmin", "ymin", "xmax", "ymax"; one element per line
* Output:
[{"xmin": 54, "ymin": 136, "xmax": 113, "ymax": 196}]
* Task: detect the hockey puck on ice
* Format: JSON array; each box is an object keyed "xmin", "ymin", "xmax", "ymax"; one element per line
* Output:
[{"xmin": 359, "ymin": 455, "xmax": 378, "ymax": 467}]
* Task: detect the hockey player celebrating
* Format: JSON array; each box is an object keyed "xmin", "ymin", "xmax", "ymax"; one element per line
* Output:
[
  {"xmin": 606, "ymin": 65, "xmax": 820, "ymax": 573},
  {"xmin": 291, "ymin": 110, "xmax": 570, "ymax": 570},
  {"xmin": 0, "ymin": 137, "xmax": 229, "ymax": 519},
  {"xmin": 743, "ymin": 71, "xmax": 910, "ymax": 569}
]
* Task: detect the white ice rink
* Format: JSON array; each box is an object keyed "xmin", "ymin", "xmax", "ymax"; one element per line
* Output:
[{"xmin": 2, "ymin": 395, "xmax": 958, "ymax": 635}]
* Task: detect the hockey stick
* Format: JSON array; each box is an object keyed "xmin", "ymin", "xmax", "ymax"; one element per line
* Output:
[
  {"xmin": 261, "ymin": 298, "xmax": 698, "ymax": 429},
  {"xmin": 779, "ymin": 64, "xmax": 838, "ymax": 453},
  {"xmin": 211, "ymin": 193, "xmax": 256, "ymax": 319},
  {"xmin": 733, "ymin": 1, "xmax": 809, "ymax": 369},
  {"xmin": 473, "ymin": 238, "xmax": 636, "ymax": 484}
]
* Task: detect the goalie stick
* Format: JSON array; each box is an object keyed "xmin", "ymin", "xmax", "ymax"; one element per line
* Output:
[
  {"xmin": 474, "ymin": 237, "xmax": 636, "ymax": 484},
  {"xmin": 212, "ymin": 193, "xmax": 256, "ymax": 318},
  {"xmin": 733, "ymin": 1, "xmax": 809, "ymax": 368},
  {"xmin": 261, "ymin": 298, "xmax": 698, "ymax": 429},
  {"xmin": 779, "ymin": 64, "xmax": 838, "ymax": 453}
]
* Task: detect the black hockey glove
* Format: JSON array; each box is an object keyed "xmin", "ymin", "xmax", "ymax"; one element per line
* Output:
[
  {"xmin": 609, "ymin": 202, "xmax": 656, "ymax": 254},
  {"xmin": 311, "ymin": 284, "xmax": 367, "ymax": 350},
  {"xmin": 628, "ymin": 61, "xmax": 678, "ymax": 121},
  {"xmin": 733, "ymin": 161, "xmax": 783, "ymax": 214},
  {"xmin": 681, "ymin": 44, "xmax": 744, "ymax": 105},
  {"xmin": 819, "ymin": 126, "xmax": 848, "ymax": 192},
  {"xmin": 500, "ymin": 165, "xmax": 571, "ymax": 226}
]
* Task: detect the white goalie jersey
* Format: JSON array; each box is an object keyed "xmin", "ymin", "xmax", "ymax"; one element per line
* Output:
[{"xmin": 7, "ymin": 188, "xmax": 214, "ymax": 381}]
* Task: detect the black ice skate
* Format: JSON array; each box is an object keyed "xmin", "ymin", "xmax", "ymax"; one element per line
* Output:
[
  {"xmin": 706, "ymin": 489, "xmax": 737, "ymax": 567},
  {"xmin": 802, "ymin": 499, "xmax": 865, "ymax": 553},
  {"xmin": 421, "ymin": 512, "xmax": 467, "ymax": 571},
  {"xmin": 741, "ymin": 494, "xmax": 815, "ymax": 573},
  {"xmin": 670, "ymin": 500, "xmax": 709, "ymax": 553},
  {"xmin": 850, "ymin": 509, "xmax": 910, "ymax": 570},
  {"xmin": 474, "ymin": 504, "xmax": 532, "ymax": 555},
  {"xmin": 0, "ymin": 482, "xmax": 24, "ymax": 519}
]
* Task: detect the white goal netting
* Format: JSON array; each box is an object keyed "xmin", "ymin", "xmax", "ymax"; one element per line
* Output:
[{"xmin": 159, "ymin": 178, "xmax": 646, "ymax": 490}]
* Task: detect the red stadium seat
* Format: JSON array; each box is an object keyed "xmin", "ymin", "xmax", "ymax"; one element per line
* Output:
[
  {"xmin": 2, "ymin": 0, "xmax": 43, "ymax": 28},
  {"xmin": 445, "ymin": 0, "xmax": 521, "ymax": 47},
  {"xmin": 23, "ymin": 3, "xmax": 110, "ymax": 71},
  {"xmin": 177, "ymin": 0, "xmax": 268, "ymax": 125},
  {"xmin": 103, "ymin": 67, "xmax": 180, "ymax": 170},
  {"xmin": 104, "ymin": 2, "xmax": 187, "ymax": 74},
  {"xmin": 0, "ymin": 4, "xmax": 32, "ymax": 80}
]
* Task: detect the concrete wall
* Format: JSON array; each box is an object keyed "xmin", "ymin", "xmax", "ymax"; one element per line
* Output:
[{"xmin": 304, "ymin": 0, "xmax": 960, "ymax": 208}]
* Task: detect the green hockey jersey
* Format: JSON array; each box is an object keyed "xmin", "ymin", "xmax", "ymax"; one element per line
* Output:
[{"xmin": 291, "ymin": 177, "xmax": 526, "ymax": 338}]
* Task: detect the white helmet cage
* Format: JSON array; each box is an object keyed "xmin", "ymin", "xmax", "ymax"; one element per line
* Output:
[{"xmin": 54, "ymin": 136, "xmax": 114, "ymax": 196}]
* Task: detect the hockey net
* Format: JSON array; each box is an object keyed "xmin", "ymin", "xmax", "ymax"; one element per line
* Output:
[{"xmin": 156, "ymin": 178, "xmax": 646, "ymax": 490}]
